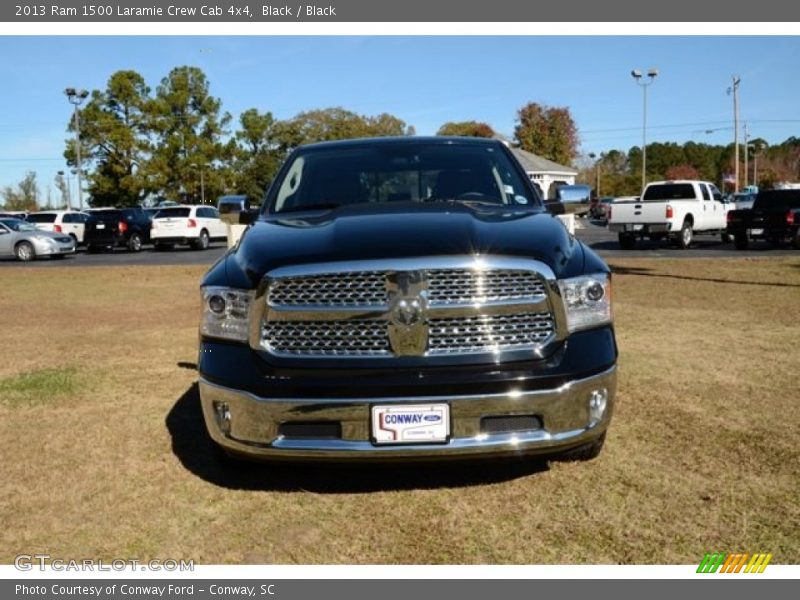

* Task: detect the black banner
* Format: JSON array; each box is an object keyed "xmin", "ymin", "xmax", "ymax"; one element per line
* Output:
[{"xmin": 3, "ymin": 0, "xmax": 800, "ymax": 22}]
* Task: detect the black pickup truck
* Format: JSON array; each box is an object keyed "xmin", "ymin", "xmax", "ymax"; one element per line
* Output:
[
  {"xmin": 198, "ymin": 137, "xmax": 617, "ymax": 463},
  {"xmin": 726, "ymin": 189, "xmax": 800, "ymax": 250}
]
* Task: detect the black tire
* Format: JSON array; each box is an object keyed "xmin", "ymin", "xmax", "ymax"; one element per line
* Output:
[
  {"xmin": 14, "ymin": 241, "xmax": 35, "ymax": 262},
  {"xmin": 555, "ymin": 432, "xmax": 607, "ymax": 462},
  {"xmin": 734, "ymin": 233, "xmax": 749, "ymax": 250},
  {"xmin": 721, "ymin": 232, "xmax": 733, "ymax": 244},
  {"xmin": 793, "ymin": 233, "xmax": 800, "ymax": 250},
  {"xmin": 677, "ymin": 220, "xmax": 693, "ymax": 249},
  {"xmin": 127, "ymin": 232, "xmax": 143, "ymax": 253},
  {"xmin": 618, "ymin": 232, "xmax": 636, "ymax": 250},
  {"xmin": 192, "ymin": 229, "xmax": 210, "ymax": 251}
]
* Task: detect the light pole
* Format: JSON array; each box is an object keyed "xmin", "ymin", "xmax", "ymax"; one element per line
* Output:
[
  {"xmin": 588, "ymin": 152, "xmax": 600, "ymax": 196},
  {"xmin": 64, "ymin": 87, "xmax": 89, "ymax": 210},
  {"xmin": 191, "ymin": 162, "xmax": 209, "ymax": 204},
  {"xmin": 57, "ymin": 170, "xmax": 72, "ymax": 210},
  {"xmin": 631, "ymin": 68, "xmax": 658, "ymax": 193}
]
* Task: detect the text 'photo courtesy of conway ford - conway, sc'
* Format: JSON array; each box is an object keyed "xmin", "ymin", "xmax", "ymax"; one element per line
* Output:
[{"xmin": 198, "ymin": 137, "xmax": 617, "ymax": 463}]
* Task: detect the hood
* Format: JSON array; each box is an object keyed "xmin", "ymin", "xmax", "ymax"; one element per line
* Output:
[{"xmin": 216, "ymin": 203, "xmax": 586, "ymax": 288}]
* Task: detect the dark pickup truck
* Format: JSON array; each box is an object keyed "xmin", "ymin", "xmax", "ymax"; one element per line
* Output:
[
  {"xmin": 726, "ymin": 189, "xmax": 800, "ymax": 250},
  {"xmin": 198, "ymin": 137, "xmax": 617, "ymax": 463}
]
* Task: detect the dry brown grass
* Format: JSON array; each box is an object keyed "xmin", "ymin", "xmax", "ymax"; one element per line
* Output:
[{"xmin": 0, "ymin": 259, "xmax": 798, "ymax": 564}]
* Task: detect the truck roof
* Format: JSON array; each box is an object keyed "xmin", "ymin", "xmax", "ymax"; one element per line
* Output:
[{"xmin": 298, "ymin": 136, "xmax": 504, "ymax": 152}]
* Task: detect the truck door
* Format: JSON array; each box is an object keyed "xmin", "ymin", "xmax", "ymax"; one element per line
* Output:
[
  {"xmin": 697, "ymin": 183, "xmax": 714, "ymax": 230},
  {"xmin": 708, "ymin": 184, "xmax": 727, "ymax": 230}
]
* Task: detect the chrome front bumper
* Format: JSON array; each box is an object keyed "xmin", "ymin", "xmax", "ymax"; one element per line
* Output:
[{"xmin": 199, "ymin": 366, "xmax": 616, "ymax": 461}]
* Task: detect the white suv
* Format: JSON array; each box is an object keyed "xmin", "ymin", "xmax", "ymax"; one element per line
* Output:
[
  {"xmin": 150, "ymin": 205, "xmax": 227, "ymax": 250},
  {"xmin": 26, "ymin": 210, "xmax": 91, "ymax": 245}
]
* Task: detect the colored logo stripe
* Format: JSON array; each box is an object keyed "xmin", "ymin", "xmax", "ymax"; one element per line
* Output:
[{"xmin": 697, "ymin": 552, "xmax": 772, "ymax": 573}]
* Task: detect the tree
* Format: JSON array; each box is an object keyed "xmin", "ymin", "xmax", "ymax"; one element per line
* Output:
[
  {"xmin": 231, "ymin": 108, "xmax": 283, "ymax": 201},
  {"xmin": 1, "ymin": 172, "xmax": 39, "ymax": 211},
  {"xmin": 274, "ymin": 107, "xmax": 411, "ymax": 152},
  {"xmin": 65, "ymin": 70, "xmax": 152, "ymax": 207},
  {"xmin": 665, "ymin": 164, "xmax": 700, "ymax": 180},
  {"xmin": 436, "ymin": 121, "xmax": 495, "ymax": 138},
  {"xmin": 148, "ymin": 66, "xmax": 232, "ymax": 203},
  {"xmin": 514, "ymin": 103, "xmax": 578, "ymax": 166}
]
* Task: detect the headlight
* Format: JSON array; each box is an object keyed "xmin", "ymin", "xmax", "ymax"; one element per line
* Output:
[
  {"xmin": 200, "ymin": 287, "xmax": 254, "ymax": 342},
  {"xmin": 557, "ymin": 273, "xmax": 612, "ymax": 333}
]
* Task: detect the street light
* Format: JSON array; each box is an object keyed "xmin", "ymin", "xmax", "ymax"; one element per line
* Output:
[
  {"xmin": 191, "ymin": 162, "xmax": 210, "ymax": 204},
  {"xmin": 588, "ymin": 152, "xmax": 601, "ymax": 196},
  {"xmin": 64, "ymin": 87, "xmax": 89, "ymax": 211},
  {"xmin": 631, "ymin": 68, "xmax": 658, "ymax": 192}
]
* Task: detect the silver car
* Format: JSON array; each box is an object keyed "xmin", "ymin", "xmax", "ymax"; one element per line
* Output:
[{"xmin": 0, "ymin": 218, "xmax": 76, "ymax": 261}]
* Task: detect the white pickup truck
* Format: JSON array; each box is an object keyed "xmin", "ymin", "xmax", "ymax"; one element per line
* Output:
[{"xmin": 607, "ymin": 180, "xmax": 732, "ymax": 249}]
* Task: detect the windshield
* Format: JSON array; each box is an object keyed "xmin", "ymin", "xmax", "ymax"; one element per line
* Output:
[
  {"xmin": 643, "ymin": 183, "xmax": 696, "ymax": 201},
  {"xmin": 0, "ymin": 218, "xmax": 37, "ymax": 232},
  {"xmin": 26, "ymin": 213, "xmax": 57, "ymax": 223},
  {"xmin": 154, "ymin": 207, "xmax": 191, "ymax": 218},
  {"xmin": 754, "ymin": 190, "xmax": 800, "ymax": 210},
  {"xmin": 269, "ymin": 143, "xmax": 538, "ymax": 214}
]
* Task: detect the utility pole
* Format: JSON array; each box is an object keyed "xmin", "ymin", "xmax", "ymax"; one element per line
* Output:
[
  {"xmin": 728, "ymin": 76, "xmax": 741, "ymax": 193},
  {"xmin": 743, "ymin": 122, "xmax": 749, "ymax": 189}
]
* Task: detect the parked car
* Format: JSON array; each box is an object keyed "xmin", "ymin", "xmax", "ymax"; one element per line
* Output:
[
  {"xmin": 726, "ymin": 189, "xmax": 800, "ymax": 250},
  {"xmin": 83, "ymin": 207, "xmax": 152, "ymax": 252},
  {"xmin": 608, "ymin": 180, "xmax": 732, "ymax": 249},
  {"xmin": 26, "ymin": 210, "xmax": 91, "ymax": 245},
  {"xmin": 197, "ymin": 137, "xmax": 617, "ymax": 463},
  {"xmin": 0, "ymin": 218, "xmax": 76, "ymax": 261},
  {"xmin": 150, "ymin": 205, "xmax": 227, "ymax": 250},
  {"xmin": 731, "ymin": 191, "xmax": 757, "ymax": 211},
  {"xmin": 590, "ymin": 197, "xmax": 615, "ymax": 220}
]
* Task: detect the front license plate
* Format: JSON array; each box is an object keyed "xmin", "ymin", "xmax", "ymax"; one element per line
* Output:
[{"xmin": 371, "ymin": 404, "xmax": 450, "ymax": 445}]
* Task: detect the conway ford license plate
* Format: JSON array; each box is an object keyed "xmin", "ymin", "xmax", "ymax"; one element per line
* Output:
[{"xmin": 371, "ymin": 404, "xmax": 450, "ymax": 445}]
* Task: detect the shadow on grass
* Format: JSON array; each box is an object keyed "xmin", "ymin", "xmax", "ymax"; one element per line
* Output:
[
  {"xmin": 165, "ymin": 383, "xmax": 549, "ymax": 493},
  {"xmin": 610, "ymin": 264, "xmax": 800, "ymax": 288}
]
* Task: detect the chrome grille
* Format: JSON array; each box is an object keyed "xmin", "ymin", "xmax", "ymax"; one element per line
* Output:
[
  {"xmin": 268, "ymin": 272, "xmax": 387, "ymax": 307},
  {"xmin": 427, "ymin": 269, "xmax": 546, "ymax": 304},
  {"xmin": 262, "ymin": 320, "xmax": 390, "ymax": 357},
  {"xmin": 258, "ymin": 258, "xmax": 560, "ymax": 360},
  {"xmin": 428, "ymin": 313, "xmax": 555, "ymax": 354}
]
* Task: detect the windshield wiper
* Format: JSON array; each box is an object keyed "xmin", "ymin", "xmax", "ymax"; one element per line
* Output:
[{"xmin": 279, "ymin": 203, "xmax": 341, "ymax": 213}]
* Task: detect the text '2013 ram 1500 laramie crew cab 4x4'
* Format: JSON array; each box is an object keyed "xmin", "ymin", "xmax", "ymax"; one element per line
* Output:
[{"xmin": 198, "ymin": 137, "xmax": 618, "ymax": 462}]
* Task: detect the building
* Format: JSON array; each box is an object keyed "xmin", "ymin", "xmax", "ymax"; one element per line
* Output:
[{"xmin": 509, "ymin": 147, "xmax": 578, "ymax": 199}]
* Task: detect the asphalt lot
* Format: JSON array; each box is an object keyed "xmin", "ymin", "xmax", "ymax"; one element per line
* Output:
[{"xmin": 1, "ymin": 220, "xmax": 797, "ymax": 267}]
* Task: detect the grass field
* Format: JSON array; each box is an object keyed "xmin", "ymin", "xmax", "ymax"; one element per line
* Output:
[{"xmin": 0, "ymin": 258, "xmax": 798, "ymax": 564}]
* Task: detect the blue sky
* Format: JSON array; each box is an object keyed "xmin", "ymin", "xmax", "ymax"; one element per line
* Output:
[{"xmin": 1, "ymin": 36, "xmax": 798, "ymax": 192}]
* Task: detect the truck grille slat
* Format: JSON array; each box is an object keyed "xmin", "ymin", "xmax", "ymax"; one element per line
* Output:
[
  {"xmin": 428, "ymin": 313, "xmax": 555, "ymax": 354},
  {"xmin": 427, "ymin": 269, "xmax": 546, "ymax": 304},
  {"xmin": 262, "ymin": 320, "xmax": 391, "ymax": 357}
]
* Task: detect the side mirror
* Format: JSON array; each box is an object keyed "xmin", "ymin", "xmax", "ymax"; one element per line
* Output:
[
  {"xmin": 218, "ymin": 196, "xmax": 252, "ymax": 225},
  {"xmin": 545, "ymin": 201, "xmax": 565, "ymax": 215},
  {"xmin": 238, "ymin": 208, "xmax": 258, "ymax": 225}
]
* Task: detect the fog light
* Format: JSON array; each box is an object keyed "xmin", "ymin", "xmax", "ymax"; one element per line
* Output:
[
  {"xmin": 588, "ymin": 388, "xmax": 608, "ymax": 426},
  {"xmin": 213, "ymin": 401, "xmax": 231, "ymax": 435}
]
